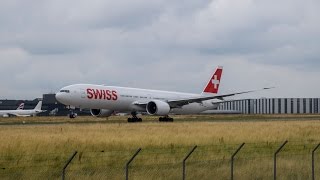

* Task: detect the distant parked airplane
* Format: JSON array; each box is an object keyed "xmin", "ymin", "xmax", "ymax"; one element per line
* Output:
[
  {"xmin": 0, "ymin": 101, "xmax": 46, "ymax": 117},
  {"xmin": 56, "ymin": 67, "xmax": 272, "ymax": 122}
]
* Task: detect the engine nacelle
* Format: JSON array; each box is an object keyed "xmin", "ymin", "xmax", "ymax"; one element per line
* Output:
[
  {"xmin": 90, "ymin": 109, "xmax": 114, "ymax": 117},
  {"xmin": 146, "ymin": 100, "xmax": 170, "ymax": 116}
]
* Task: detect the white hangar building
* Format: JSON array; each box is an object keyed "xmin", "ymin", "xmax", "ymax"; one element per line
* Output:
[{"xmin": 217, "ymin": 98, "xmax": 320, "ymax": 114}]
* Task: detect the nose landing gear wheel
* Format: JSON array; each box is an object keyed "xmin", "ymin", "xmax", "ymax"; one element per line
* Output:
[{"xmin": 69, "ymin": 112, "xmax": 77, "ymax": 119}]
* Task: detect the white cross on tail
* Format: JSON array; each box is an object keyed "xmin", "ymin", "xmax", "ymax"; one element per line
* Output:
[{"xmin": 211, "ymin": 75, "xmax": 220, "ymax": 89}]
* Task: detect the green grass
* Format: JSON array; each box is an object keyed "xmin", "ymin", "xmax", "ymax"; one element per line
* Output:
[{"xmin": 0, "ymin": 115, "xmax": 320, "ymax": 179}]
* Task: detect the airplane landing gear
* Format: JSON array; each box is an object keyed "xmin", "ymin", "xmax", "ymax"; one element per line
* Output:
[
  {"xmin": 69, "ymin": 110, "xmax": 77, "ymax": 119},
  {"xmin": 69, "ymin": 113, "xmax": 77, "ymax": 119},
  {"xmin": 128, "ymin": 112, "xmax": 142, "ymax": 123},
  {"xmin": 67, "ymin": 106, "xmax": 77, "ymax": 119},
  {"xmin": 159, "ymin": 116, "xmax": 173, "ymax": 122}
]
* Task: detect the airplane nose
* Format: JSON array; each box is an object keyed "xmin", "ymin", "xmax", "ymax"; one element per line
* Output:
[{"xmin": 55, "ymin": 92, "xmax": 64, "ymax": 103}]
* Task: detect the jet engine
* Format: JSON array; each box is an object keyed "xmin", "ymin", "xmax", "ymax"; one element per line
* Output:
[
  {"xmin": 90, "ymin": 109, "xmax": 114, "ymax": 117},
  {"xmin": 146, "ymin": 100, "xmax": 170, "ymax": 116}
]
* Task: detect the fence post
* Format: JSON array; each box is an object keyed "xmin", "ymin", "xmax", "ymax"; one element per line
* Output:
[
  {"xmin": 312, "ymin": 143, "xmax": 320, "ymax": 180},
  {"xmin": 62, "ymin": 151, "xmax": 78, "ymax": 180},
  {"xmin": 125, "ymin": 148, "xmax": 141, "ymax": 180},
  {"xmin": 231, "ymin": 143, "xmax": 245, "ymax": 180},
  {"xmin": 182, "ymin": 146, "xmax": 197, "ymax": 180},
  {"xmin": 274, "ymin": 140, "xmax": 288, "ymax": 180}
]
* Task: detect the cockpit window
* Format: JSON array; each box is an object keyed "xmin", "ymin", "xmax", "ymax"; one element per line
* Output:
[{"xmin": 60, "ymin": 90, "xmax": 70, "ymax": 93}]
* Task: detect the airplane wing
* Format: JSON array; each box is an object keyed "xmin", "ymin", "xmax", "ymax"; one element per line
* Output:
[
  {"xmin": 7, "ymin": 113, "xmax": 18, "ymax": 116},
  {"xmin": 167, "ymin": 87, "xmax": 273, "ymax": 108},
  {"xmin": 7, "ymin": 113, "xmax": 31, "ymax": 117},
  {"xmin": 133, "ymin": 87, "xmax": 274, "ymax": 108}
]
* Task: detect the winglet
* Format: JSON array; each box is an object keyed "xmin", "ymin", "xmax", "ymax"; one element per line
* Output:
[
  {"xmin": 263, "ymin": 87, "xmax": 275, "ymax": 90},
  {"xmin": 202, "ymin": 66, "xmax": 223, "ymax": 94}
]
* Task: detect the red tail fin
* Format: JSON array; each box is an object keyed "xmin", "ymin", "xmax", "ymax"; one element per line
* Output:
[{"xmin": 202, "ymin": 66, "xmax": 223, "ymax": 94}]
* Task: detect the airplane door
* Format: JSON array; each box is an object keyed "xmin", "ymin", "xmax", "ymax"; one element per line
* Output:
[{"xmin": 80, "ymin": 89, "xmax": 86, "ymax": 98}]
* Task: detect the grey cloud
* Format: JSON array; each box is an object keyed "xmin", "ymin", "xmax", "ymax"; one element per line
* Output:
[{"xmin": 0, "ymin": 0, "xmax": 319, "ymax": 99}]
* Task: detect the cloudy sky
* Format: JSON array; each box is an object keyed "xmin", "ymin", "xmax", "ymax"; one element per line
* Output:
[{"xmin": 0, "ymin": 0, "xmax": 319, "ymax": 99}]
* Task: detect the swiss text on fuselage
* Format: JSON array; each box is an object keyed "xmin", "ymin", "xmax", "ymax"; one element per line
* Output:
[{"xmin": 87, "ymin": 88, "xmax": 118, "ymax": 100}]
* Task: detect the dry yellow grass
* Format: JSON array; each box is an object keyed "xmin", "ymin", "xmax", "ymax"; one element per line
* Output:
[
  {"xmin": 0, "ymin": 115, "xmax": 319, "ymax": 179},
  {"xmin": 1, "ymin": 115, "xmax": 319, "ymax": 152}
]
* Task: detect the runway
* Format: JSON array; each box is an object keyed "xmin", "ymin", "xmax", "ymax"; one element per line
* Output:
[{"xmin": 1, "ymin": 114, "xmax": 320, "ymax": 126}]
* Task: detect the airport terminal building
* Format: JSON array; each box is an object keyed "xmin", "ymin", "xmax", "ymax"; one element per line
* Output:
[{"xmin": 0, "ymin": 95, "xmax": 320, "ymax": 115}]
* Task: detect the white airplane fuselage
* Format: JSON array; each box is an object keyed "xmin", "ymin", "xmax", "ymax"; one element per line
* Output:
[
  {"xmin": 0, "ymin": 109, "xmax": 42, "ymax": 117},
  {"xmin": 0, "ymin": 101, "xmax": 44, "ymax": 117},
  {"xmin": 56, "ymin": 84, "xmax": 220, "ymax": 115}
]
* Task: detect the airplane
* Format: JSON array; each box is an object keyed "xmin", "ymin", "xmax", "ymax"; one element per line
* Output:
[
  {"xmin": 56, "ymin": 66, "xmax": 272, "ymax": 122},
  {"xmin": 0, "ymin": 101, "xmax": 46, "ymax": 117}
]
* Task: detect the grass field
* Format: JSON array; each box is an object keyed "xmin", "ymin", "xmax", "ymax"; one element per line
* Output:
[{"xmin": 0, "ymin": 114, "xmax": 320, "ymax": 179}]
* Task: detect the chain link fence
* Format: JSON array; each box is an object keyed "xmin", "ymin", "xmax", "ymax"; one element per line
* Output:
[{"xmin": 0, "ymin": 141, "xmax": 319, "ymax": 179}]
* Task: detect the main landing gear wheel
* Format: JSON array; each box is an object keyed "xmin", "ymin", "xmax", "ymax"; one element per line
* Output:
[
  {"xmin": 127, "ymin": 112, "xmax": 142, "ymax": 123},
  {"xmin": 159, "ymin": 116, "xmax": 174, "ymax": 122},
  {"xmin": 127, "ymin": 117, "xmax": 142, "ymax": 123}
]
